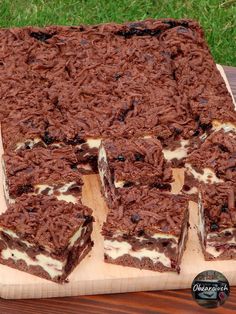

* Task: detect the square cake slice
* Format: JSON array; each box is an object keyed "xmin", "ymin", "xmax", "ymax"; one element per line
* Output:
[
  {"xmin": 3, "ymin": 146, "xmax": 83, "ymax": 204},
  {"xmin": 102, "ymin": 187, "xmax": 189, "ymax": 273},
  {"xmin": 182, "ymin": 128, "xmax": 236, "ymax": 200},
  {"xmin": 0, "ymin": 194, "xmax": 94, "ymax": 283},
  {"xmin": 98, "ymin": 137, "xmax": 173, "ymax": 206},
  {"xmin": 199, "ymin": 183, "xmax": 236, "ymax": 260}
]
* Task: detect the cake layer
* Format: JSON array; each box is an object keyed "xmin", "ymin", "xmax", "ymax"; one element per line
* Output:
[
  {"xmin": 0, "ymin": 231, "xmax": 93, "ymax": 283},
  {"xmin": 0, "ymin": 194, "xmax": 94, "ymax": 282},
  {"xmin": 183, "ymin": 128, "xmax": 236, "ymax": 199},
  {"xmin": 3, "ymin": 146, "xmax": 84, "ymax": 203},
  {"xmin": 102, "ymin": 187, "xmax": 189, "ymax": 272},
  {"xmin": 198, "ymin": 183, "xmax": 236, "ymax": 261}
]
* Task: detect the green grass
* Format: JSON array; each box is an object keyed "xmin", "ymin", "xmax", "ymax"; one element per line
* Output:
[{"xmin": 0, "ymin": 0, "xmax": 235, "ymax": 65}]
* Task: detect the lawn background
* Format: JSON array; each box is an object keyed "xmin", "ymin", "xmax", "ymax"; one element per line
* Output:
[{"xmin": 0, "ymin": 0, "xmax": 235, "ymax": 65}]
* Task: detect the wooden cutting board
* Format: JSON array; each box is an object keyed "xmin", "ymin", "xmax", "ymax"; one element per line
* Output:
[{"xmin": 0, "ymin": 65, "xmax": 236, "ymax": 299}]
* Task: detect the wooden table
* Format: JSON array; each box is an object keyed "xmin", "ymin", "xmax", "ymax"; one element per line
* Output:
[{"xmin": 0, "ymin": 66, "xmax": 236, "ymax": 314}]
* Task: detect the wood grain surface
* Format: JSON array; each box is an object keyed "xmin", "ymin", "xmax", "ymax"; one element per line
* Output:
[
  {"xmin": 0, "ymin": 65, "xmax": 235, "ymax": 312},
  {"xmin": 0, "ymin": 287, "xmax": 236, "ymax": 313}
]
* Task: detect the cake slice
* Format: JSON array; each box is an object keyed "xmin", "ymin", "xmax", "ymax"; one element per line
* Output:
[
  {"xmin": 102, "ymin": 187, "xmax": 189, "ymax": 273},
  {"xmin": 3, "ymin": 146, "xmax": 83, "ymax": 204},
  {"xmin": 0, "ymin": 194, "xmax": 94, "ymax": 283},
  {"xmin": 183, "ymin": 128, "xmax": 236, "ymax": 200},
  {"xmin": 198, "ymin": 183, "xmax": 236, "ymax": 260},
  {"xmin": 98, "ymin": 137, "xmax": 173, "ymax": 206},
  {"xmin": 1, "ymin": 112, "xmax": 101, "ymax": 174}
]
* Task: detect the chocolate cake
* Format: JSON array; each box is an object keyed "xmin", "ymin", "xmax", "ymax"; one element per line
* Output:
[
  {"xmin": 0, "ymin": 18, "xmax": 235, "ymax": 276},
  {"xmin": 183, "ymin": 128, "xmax": 236, "ymax": 199},
  {"xmin": 1, "ymin": 19, "xmax": 235, "ymax": 169},
  {"xmin": 0, "ymin": 194, "xmax": 94, "ymax": 283},
  {"xmin": 3, "ymin": 146, "xmax": 83, "ymax": 203},
  {"xmin": 198, "ymin": 183, "xmax": 236, "ymax": 260},
  {"xmin": 98, "ymin": 137, "xmax": 173, "ymax": 206},
  {"xmin": 102, "ymin": 187, "xmax": 189, "ymax": 273}
]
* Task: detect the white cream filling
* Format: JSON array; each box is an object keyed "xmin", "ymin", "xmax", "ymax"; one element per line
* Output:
[
  {"xmin": 0, "ymin": 227, "xmax": 33, "ymax": 247},
  {"xmin": 104, "ymin": 226, "xmax": 188, "ymax": 268},
  {"xmin": 212, "ymin": 120, "xmax": 236, "ymax": 133},
  {"xmin": 207, "ymin": 228, "xmax": 236, "ymax": 243},
  {"xmin": 0, "ymin": 224, "xmax": 87, "ymax": 278},
  {"xmin": 185, "ymin": 164, "xmax": 223, "ymax": 184},
  {"xmin": 205, "ymin": 246, "xmax": 222, "ymax": 258},
  {"xmin": 163, "ymin": 139, "xmax": 189, "ymax": 161},
  {"xmin": 112, "ymin": 230, "xmax": 178, "ymax": 242},
  {"xmin": 34, "ymin": 181, "xmax": 78, "ymax": 204},
  {"xmin": 114, "ymin": 180, "xmax": 125, "ymax": 188},
  {"xmin": 136, "ymin": 233, "xmax": 178, "ymax": 241},
  {"xmin": 1, "ymin": 158, "xmax": 15, "ymax": 204},
  {"xmin": 16, "ymin": 137, "xmax": 102, "ymax": 151},
  {"xmin": 15, "ymin": 138, "xmax": 43, "ymax": 151},
  {"xmin": 143, "ymin": 135, "xmax": 152, "ymax": 139},
  {"xmin": 86, "ymin": 138, "xmax": 102, "ymax": 149},
  {"xmin": 104, "ymin": 240, "xmax": 171, "ymax": 267},
  {"xmin": 68, "ymin": 226, "xmax": 87, "ymax": 248},
  {"xmin": 1, "ymin": 248, "xmax": 65, "ymax": 278},
  {"xmin": 78, "ymin": 163, "xmax": 92, "ymax": 171}
]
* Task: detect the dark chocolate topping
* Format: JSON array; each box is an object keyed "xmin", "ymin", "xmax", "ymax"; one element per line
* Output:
[
  {"xmin": 1, "ymin": 19, "xmax": 234, "ymax": 152},
  {"xmin": 3, "ymin": 146, "xmax": 83, "ymax": 198},
  {"xmin": 187, "ymin": 129, "xmax": 236, "ymax": 183},
  {"xmin": 103, "ymin": 137, "xmax": 173, "ymax": 185},
  {"xmin": 0, "ymin": 194, "xmax": 93, "ymax": 250},
  {"xmin": 200, "ymin": 183, "xmax": 236, "ymax": 231},
  {"xmin": 102, "ymin": 187, "xmax": 188, "ymax": 237}
]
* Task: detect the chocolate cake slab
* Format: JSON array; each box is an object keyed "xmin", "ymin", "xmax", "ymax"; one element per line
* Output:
[
  {"xmin": 0, "ymin": 18, "xmax": 219, "ymax": 169},
  {"xmin": 198, "ymin": 183, "xmax": 236, "ymax": 260},
  {"xmin": 98, "ymin": 137, "xmax": 173, "ymax": 205},
  {"xmin": 161, "ymin": 21, "xmax": 236, "ymax": 129},
  {"xmin": 3, "ymin": 145, "xmax": 83, "ymax": 203},
  {"xmin": 183, "ymin": 128, "xmax": 236, "ymax": 199},
  {"xmin": 0, "ymin": 194, "xmax": 94, "ymax": 283},
  {"xmin": 102, "ymin": 187, "xmax": 189, "ymax": 273}
]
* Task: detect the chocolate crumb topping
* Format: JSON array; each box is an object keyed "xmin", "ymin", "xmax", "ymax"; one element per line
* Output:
[
  {"xmin": 1, "ymin": 18, "xmax": 234, "ymax": 155},
  {"xmin": 200, "ymin": 183, "xmax": 236, "ymax": 232},
  {"xmin": 0, "ymin": 194, "xmax": 93, "ymax": 250},
  {"xmin": 187, "ymin": 129, "xmax": 236, "ymax": 183},
  {"xmin": 3, "ymin": 146, "xmax": 83, "ymax": 199},
  {"xmin": 103, "ymin": 137, "xmax": 173, "ymax": 186},
  {"xmin": 102, "ymin": 187, "xmax": 188, "ymax": 237}
]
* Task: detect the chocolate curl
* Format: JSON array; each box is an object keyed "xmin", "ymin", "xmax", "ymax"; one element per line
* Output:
[
  {"xmin": 228, "ymin": 188, "xmax": 236, "ymax": 224},
  {"xmin": 228, "ymin": 188, "xmax": 235, "ymax": 210}
]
